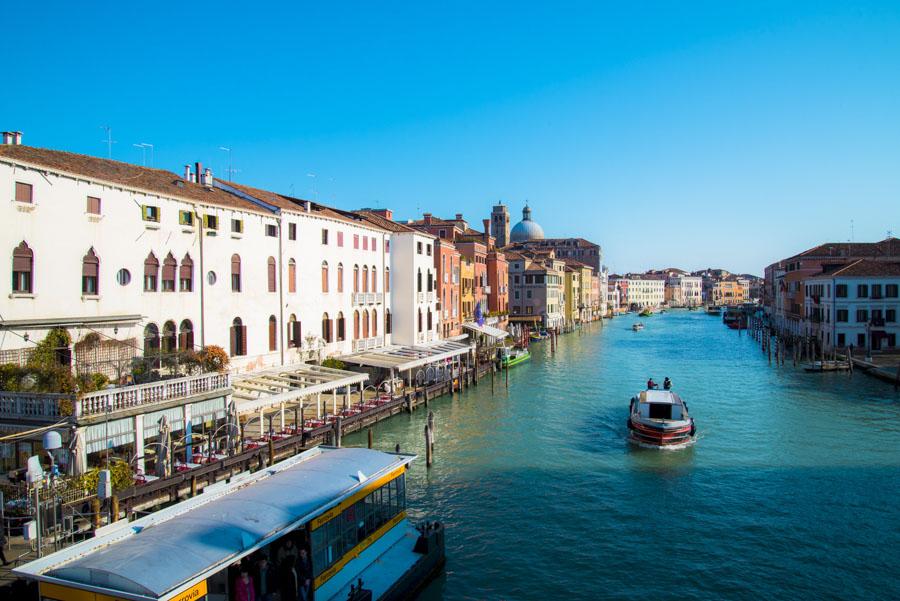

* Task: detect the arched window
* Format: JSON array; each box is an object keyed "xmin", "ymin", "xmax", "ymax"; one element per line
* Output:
[
  {"xmin": 322, "ymin": 312, "xmax": 332, "ymax": 342},
  {"xmin": 12, "ymin": 241, "xmax": 33, "ymax": 293},
  {"xmin": 287, "ymin": 314, "xmax": 301, "ymax": 348},
  {"xmin": 372, "ymin": 309, "xmax": 378, "ymax": 337},
  {"xmin": 385, "ymin": 309, "xmax": 392, "ymax": 334},
  {"xmin": 179, "ymin": 254, "xmax": 193, "ymax": 292},
  {"xmin": 288, "ymin": 259, "xmax": 297, "ymax": 293},
  {"xmin": 143, "ymin": 323, "xmax": 160, "ymax": 357},
  {"xmin": 82, "ymin": 248, "xmax": 99, "ymax": 294},
  {"xmin": 427, "ymin": 270, "xmax": 433, "ymax": 292},
  {"xmin": 353, "ymin": 310, "xmax": 360, "ymax": 340},
  {"xmin": 337, "ymin": 263, "xmax": 344, "ymax": 293},
  {"xmin": 337, "ymin": 312, "xmax": 345, "ymax": 341},
  {"xmin": 427, "ymin": 309, "xmax": 433, "ymax": 330},
  {"xmin": 268, "ymin": 315, "xmax": 277, "ymax": 351},
  {"xmin": 231, "ymin": 254, "xmax": 242, "ymax": 292},
  {"xmin": 372, "ymin": 266, "xmax": 377, "ymax": 293},
  {"xmin": 321, "ymin": 261, "xmax": 329, "ymax": 293},
  {"xmin": 362, "ymin": 266, "xmax": 369, "ymax": 293},
  {"xmin": 417, "ymin": 308, "xmax": 422, "ymax": 333},
  {"xmin": 385, "ymin": 267, "xmax": 390, "ymax": 293},
  {"xmin": 162, "ymin": 320, "xmax": 177, "ymax": 353},
  {"xmin": 417, "ymin": 268, "xmax": 422, "ymax": 293},
  {"xmin": 162, "ymin": 253, "xmax": 177, "ymax": 292},
  {"xmin": 143, "ymin": 252, "xmax": 159, "ymax": 292},
  {"xmin": 178, "ymin": 320, "xmax": 194, "ymax": 350},
  {"xmin": 362, "ymin": 309, "xmax": 369, "ymax": 339},
  {"xmin": 267, "ymin": 257, "xmax": 277, "ymax": 292},
  {"xmin": 353, "ymin": 265, "xmax": 359, "ymax": 293},
  {"xmin": 230, "ymin": 317, "xmax": 247, "ymax": 356}
]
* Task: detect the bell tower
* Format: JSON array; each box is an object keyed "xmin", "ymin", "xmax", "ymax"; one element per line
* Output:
[{"xmin": 491, "ymin": 202, "xmax": 510, "ymax": 248}]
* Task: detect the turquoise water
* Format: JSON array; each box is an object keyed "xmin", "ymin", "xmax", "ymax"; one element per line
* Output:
[{"xmin": 345, "ymin": 311, "xmax": 900, "ymax": 600}]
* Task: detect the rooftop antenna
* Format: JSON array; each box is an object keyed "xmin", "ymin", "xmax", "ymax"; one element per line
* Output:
[
  {"xmin": 850, "ymin": 219, "xmax": 855, "ymax": 242},
  {"xmin": 219, "ymin": 147, "xmax": 232, "ymax": 181},
  {"xmin": 226, "ymin": 167, "xmax": 241, "ymax": 180},
  {"xmin": 100, "ymin": 125, "xmax": 116, "ymax": 158},
  {"xmin": 133, "ymin": 142, "xmax": 153, "ymax": 166},
  {"xmin": 307, "ymin": 173, "xmax": 318, "ymax": 202}
]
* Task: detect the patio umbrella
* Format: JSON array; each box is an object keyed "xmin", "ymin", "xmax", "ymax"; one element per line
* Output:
[
  {"xmin": 225, "ymin": 400, "xmax": 238, "ymax": 456},
  {"xmin": 67, "ymin": 427, "xmax": 86, "ymax": 476},
  {"xmin": 156, "ymin": 415, "xmax": 171, "ymax": 478}
]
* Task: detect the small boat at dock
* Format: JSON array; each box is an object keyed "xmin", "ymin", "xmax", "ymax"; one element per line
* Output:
[
  {"xmin": 804, "ymin": 360, "xmax": 851, "ymax": 372},
  {"xmin": 706, "ymin": 305, "xmax": 722, "ymax": 315},
  {"xmin": 632, "ymin": 322, "xmax": 644, "ymax": 331},
  {"xmin": 500, "ymin": 346, "xmax": 531, "ymax": 367},
  {"xmin": 628, "ymin": 389, "xmax": 696, "ymax": 449},
  {"xmin": 638, "ymin": 308, "xmax": 653, "ymax": 317}
]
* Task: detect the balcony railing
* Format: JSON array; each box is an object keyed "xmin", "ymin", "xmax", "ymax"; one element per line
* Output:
[
  {"xmin": 427, "ymin": 291, "xmax": 435, "ymax": 303},
  {"xmin": 0, "ymin": 391, "xmax": 72, "ymax": 422},
  {"xmin": 352, "ymin": 337, "xmax": 384, "ymax": 352},
  {"xmin": 417, "ymin": 332, "xmax": 426, "ymax": 344},
  {"xmin": 418, "ymin": 292, "xmax": 425, "ymax": 303},
  {"xmin": 484, "ymin": 285, "xmax": 492, "ymax": 294},
  {"xmin": 77, "ymin": 372, "xmax": 231, "ymax": 419}
]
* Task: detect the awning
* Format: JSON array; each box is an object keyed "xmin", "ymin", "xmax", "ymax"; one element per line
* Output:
[
  {"xmin": 230, "ymin": 363, "xmax": 368, "ymax": 414},
  {"xmin": 461, "ymin": 322, "xmax": 509, "ymax": 339},
  {"xmin": 15, "ymin": 447, "xmax": 414, "ymax": 601},
  {"xmin": 341, "ymin": 340, "xmax": 473, "ymax": 372},
  {"xmin": 0, "ymin": 314, "xmax": 144, "ymax": 330}
]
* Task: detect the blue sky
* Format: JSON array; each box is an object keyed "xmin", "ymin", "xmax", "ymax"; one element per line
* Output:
[{"xmin": 5, "ymin": 1, "xmax": 900, "ymax": 275}]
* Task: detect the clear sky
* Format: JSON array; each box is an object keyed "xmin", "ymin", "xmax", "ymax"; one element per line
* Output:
[{"xmin": 5, "ymin": 1, "xmax": 900, "ymax": 275}]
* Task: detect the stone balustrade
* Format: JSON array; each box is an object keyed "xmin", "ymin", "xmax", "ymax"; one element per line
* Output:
[
  {"xmin": 0, "ymin": 391, "xmax": 71, "ymax": 422},
  {"xmin": 76, "ymin": 372, "xmax": 231, "ymax": 418}
]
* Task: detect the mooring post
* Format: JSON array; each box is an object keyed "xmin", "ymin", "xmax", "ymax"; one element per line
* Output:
[
  {"xmin": 367, "ymin": 428, "xmax": 374, "ymax": 449},
  {"xmin": 847, "ymin": 347, "xmax": 853, "ymax": 374},
  {"xmin": 491, "ymin": 363, "xmax": 495, "ymax": 395},
  {"xmin": 768, "ymin": 335, "xmax": 772, "ymax": 364},
  {"xmin": 424, "ymin": 423, "xmax": 433, "ymax": 468},
  {"xmin": 334, "ymin": 417, "xmax": 342, "ymax": 448},
  {"xmin": 505, "ymin": 359, "xmax": 509, "ymax": 388},
  {"xmin": 91, "ymin": 498, "xmax": 102, "ymax": 531},
  {"xmin": 895, "ymin": 363, "xmax": 900, "ymax": 391},
  {"xmin": 190, "ymin": 475, "xmax": 197, "ymax": 497},
  {"xmin": 110, "ymin": 495, "xmax": 119, "ymax": 523}
]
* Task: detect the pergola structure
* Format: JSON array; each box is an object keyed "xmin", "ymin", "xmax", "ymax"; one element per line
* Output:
[
  {"xmin": 231, "ymin": 363, "xmax": 368, "ymax": 435},
  {"xmin": 340, "ymin": 340, "xmax": 475, "ymax": 391}
]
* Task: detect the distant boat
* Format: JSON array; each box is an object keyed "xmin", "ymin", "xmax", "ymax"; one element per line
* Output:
[
  {"xmin": 639, "ymin": 308, "xmax": 653, "ymax": 317},
  {"xmin": 628, "ymin": 389, "xmax": 696, "ymax": 449},
  {"xmin": 804, "ymin": 360, "xmax": 850, "ymax": 372},
  {"xmin": 632, "ymin": 322, "xmax": 644, "ymax": 331},
  {"xmin": 706, "ymin": 305, "xmax": 722, "ymax": 315}
]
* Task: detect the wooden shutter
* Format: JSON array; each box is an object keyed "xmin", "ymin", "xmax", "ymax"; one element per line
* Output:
[
  {"xmin": 288, "ymin": 263, "xmax": 296, "ymax": 293},
  {"xmin": 82, "ymin": 253, "xmax": 98, "ymax": 277},
  {"xmin": 269, "ymin": 318, "xmax": 277, "ymax": 351},
  {"xmin": 240, "ymin": 326, "xmax": 248, "ymax": 355},
  {"xmin": 291, "ymin": 321, "xmax": 302, "ymax": 346},
  {"xmin": 13, "ymin": 245, "xmax": 32, "ymax": 271},
  {"xmin": 267, "ymin": 258, "xmax": 276, "ymax": 292},
  {"xmin": 15, "ymin": 182, "xmax": 32, "ymax": 203},
  {"xmin": 229, "ymin": 326, "xmax": 237, "ymax": 356},
  {"xmin": 87, "ymin": 196, "xmax": 101, "ymax": 214}
]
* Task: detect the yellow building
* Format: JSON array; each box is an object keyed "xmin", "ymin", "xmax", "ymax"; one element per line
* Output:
[
  {"xmin": 712, "ymin": 278, "xmax": 749, "ymax": 306},
  {"xmin": 460, "ymin": 255, "xmax": 475, "ymax": 322},
  {"xmin": 564, "ymin": 266, "xmax": 579, "ymax": 325},
  {"xmin": 564, "ymin": 261, "xmax": 594, "ymax": 323}
]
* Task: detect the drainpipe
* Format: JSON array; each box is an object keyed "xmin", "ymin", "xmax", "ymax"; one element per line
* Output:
[
  {"xmin": 278, "ymin": 212, "xmax": 285, "ymax": 366},
  {"xmin": 198, "ymin": 206, "xmax": 206, "ymax": 348}
]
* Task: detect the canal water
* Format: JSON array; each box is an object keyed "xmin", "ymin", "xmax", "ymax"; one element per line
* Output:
[{"xmin": 345, "ymin": 311, "xmax": 900, "ymax": 600}]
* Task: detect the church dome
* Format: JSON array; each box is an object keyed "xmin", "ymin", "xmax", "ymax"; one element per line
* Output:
[{"xmin": 509, "ymin": 204, "xmax": 545, "ymax": 243}]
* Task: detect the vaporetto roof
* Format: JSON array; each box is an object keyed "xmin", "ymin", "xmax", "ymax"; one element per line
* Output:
[{"xmin": 15, "ymin": 447, "xmax": 415, "ymax": 601}]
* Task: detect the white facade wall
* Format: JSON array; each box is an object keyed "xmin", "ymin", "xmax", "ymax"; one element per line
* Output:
[
  {"xmin": 0, "ymin": 157, "xmax": 401, "ymax": 374},
  {"xmin": 624, "ymin": 278, "xmax": 665, "ymax": 308},
  {"xmin": 667, "ymin": 276, "xmax": 702, "ymax": 306},
  {"xmin": 389, "ymin": 232, "xmax": 439, "ymax": 345},
  {"xmin": 805, "ymin": 275, "xmax": 900, "ymax": 351}
]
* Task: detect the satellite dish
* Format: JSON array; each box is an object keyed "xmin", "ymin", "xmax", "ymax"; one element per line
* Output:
[{"xmin": 26, "ymin": 455, "xmax": 44, "ymax": 484}]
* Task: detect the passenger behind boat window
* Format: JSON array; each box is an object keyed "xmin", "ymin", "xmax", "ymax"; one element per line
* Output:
[{"xmin": 648, "ymin": 403, "xmax": 672, "ymax": 420}]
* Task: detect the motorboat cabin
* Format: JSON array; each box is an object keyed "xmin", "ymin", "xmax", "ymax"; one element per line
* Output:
[{"xmin": 628, "ymin": 389, "xmax": 695, "ymax": 448}]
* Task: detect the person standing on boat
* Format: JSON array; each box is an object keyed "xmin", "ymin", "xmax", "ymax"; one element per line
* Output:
[
  {"xmin": 647, "ymin": 377, "xmax": 658, "ymax": 390},
  {"xmin": 663, "ymin": 377, "xmax": 672, "ymax": 390}
]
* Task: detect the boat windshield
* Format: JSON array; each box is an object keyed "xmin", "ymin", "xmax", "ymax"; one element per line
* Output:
[{"xmin": 642, "ymin": 403, "xmax": 683, "ymax": 420}]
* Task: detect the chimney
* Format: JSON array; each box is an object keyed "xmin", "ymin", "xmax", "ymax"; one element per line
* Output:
[
  {"xmin": 455, "ymin": 213, "xmax": 463, "ymax": 221},
  {"xmin": 203, "ymin": 168, "xmax": 214, "ymax": 188},
  {"xmin": 1, "ymin": 132, "xmax": 13, "ymax": 145},
  {"xmin": 483, "ymin": 218, "xmax": 490, "ymax": 235},
  {"xmin": 184, "ymin": 165, "xmax": 192, "ymax": 181},
  {"xmin": 424, "ymin": 213, "xmax": 433, "ymax": 225},
  {"xmin": 14, "ymin": 132, "xmax": 22, "ymax": 145},
  {"xmin": 370, "ymin": 208, "xmax": 394, "ymax": 221},
  {"xmin": 194, "ymin": 162, "xmax": 202, "ymax": 184},
  {"xmin": 304, "ymin": 200, "xmax": 312, "ymax": 212}
]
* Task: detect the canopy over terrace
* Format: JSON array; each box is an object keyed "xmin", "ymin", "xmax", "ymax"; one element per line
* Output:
[
  {"xmin": 14, "ymin": 447, "xmax": 415, "ymax": 601},
  {"xmin": 461, "ymin": 322, "xmax": 509, "ymax": 340},
  {"xmin": 230, "ymin": 363, "xmax": 368, "ymax": 430},
  {"xmin": 340, "ymin": 340, "xmax": 474, "ymax": 389}
]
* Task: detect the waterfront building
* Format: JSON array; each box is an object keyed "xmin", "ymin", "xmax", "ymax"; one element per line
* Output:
[
  {"xmin": 505, "ymin": 236, "xmax": 602, "ymax": 272},
  {"xmin": 562, "ymin": 260, "xmax": 595, "ymax": 323},
  {"xmin": 804, "ymin": 260, "xmax": 900, "ymax": 352},
  {"xmin": 508, "ymin": 249, "xmax": 565, "ymax": 329},
  {"xmin": 435, "ymin": 239, "xmax": 462, "ymax": 338},
  {"xmin": 460, "ymin": 254, "xmax": 475, "ymax": 323},
  {"xmin": 710, "ymin": 277, "xmax": 749, "ymax": 306},
  {"xmin": 607, "ymin": 282, "xmax": 622, "ymax": 316},
  {"xmin": 355, "ymin": 210, "xmax": 439, "ymax": 345},
  {"xmin": 763, "ymin": 237, "xmax": 900, "ymax": 337},
  {"xmin": 610, "ymin": 274, "xmax": 665, "ymax": 309},
  {"xmin": 665, "ymin": 274, "xmax": 703, "ymax": 307}
]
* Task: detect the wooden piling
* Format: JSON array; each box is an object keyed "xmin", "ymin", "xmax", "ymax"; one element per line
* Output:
[
  {"xmin": 768, "ymin": 336, "xmax": 772, "ymax": 364},
  {"xmin": 111, "ymin": 496, "xmax": 119, "ymax": 523},
  {"xmin": 190, "ymin": 475, "xmax": 197, "ymax": 497},
  {"xmin": 505, "ymin": 360, "xmax": 509, "ymax": 388},
  {"xmin": 267, "ymin": 438, "xmax": 275, "ymax": 466},
  {"xmin": 424, "ymin": 423, "xmax": 433, "ymax": 468},
  {"xmin": 334, "ymin": 417, "xmax": 342, "ymax": 448},
  {"xmin": 895, "ymin": 363, "xmax": 900, "ymax": 391},
  {"xmin": 368, "ymin": 428, "xmax": 374, "ymax": 449},
  {"xmin": 491, "ymin": 364, "xmax": 495, "ymax": 394},
  {"xmin": 91, "ymin": 498, "xmax": 102, "ymax": 531}
]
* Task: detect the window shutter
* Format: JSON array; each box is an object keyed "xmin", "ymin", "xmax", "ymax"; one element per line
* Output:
[
  {"xmin": 230, "ymin": 326, "xmax": 237, "ymax": 355},
  {"xmin": 179, "ymin": 257, "xmax": 193, "ymax": 279},
  {"xmin": 13, "ymin": 246, "xmax": 32, "ymax": 271},
  {"xmin": 231, "ymin": 255, "xmax": 241, "ymax": 275},
  {"xmin": 267, "ymin": 258, "xmax": 276, "ymax": 292},
  {"xmin": 15, "ymin": 182, "xmax": 33, "ymax": 203},
  {"xmin": 240, "ymin": 326, "xmax": 248, "ymax": 355},
  {"xmin": 291, "ymin": 321, "xmax": 302, "ymax": 346},
  {"xmin": 87, "ymin": 196, "xmax": 101, "ymax": 214},
  {"xmin": 82, "ymin": 255, "xmax": 99, "ymax": 277},
  {"xmin": 178, "ymin": 332, "xmax": 187, "ymax": 350}
]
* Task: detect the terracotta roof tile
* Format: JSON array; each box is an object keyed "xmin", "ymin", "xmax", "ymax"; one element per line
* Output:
[
  {"xmin": 0, "ymin": 144, "xmax": 267, "ymax": 214},
  {"xmin": 812, "ymin": 259, "xmax": 900, "ymax": 278}
]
